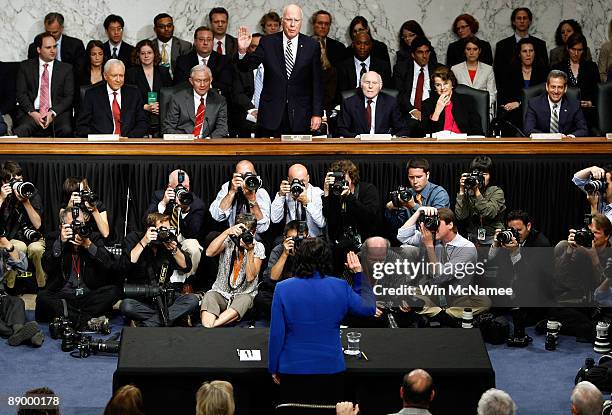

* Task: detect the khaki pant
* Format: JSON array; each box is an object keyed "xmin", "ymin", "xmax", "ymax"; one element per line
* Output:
[{"xmin": 5, "ymin": 238, "xmax": 46, "ymax": 288}]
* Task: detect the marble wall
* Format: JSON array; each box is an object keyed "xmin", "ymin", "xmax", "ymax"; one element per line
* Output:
[{"xmin": 1, "ymin": 0, "xmax": 610, "ymax": 64}]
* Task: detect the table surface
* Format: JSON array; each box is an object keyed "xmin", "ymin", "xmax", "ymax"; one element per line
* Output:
[{"xmin": 1, "ymin": 137, "xmax": 611, "ymax": 155}]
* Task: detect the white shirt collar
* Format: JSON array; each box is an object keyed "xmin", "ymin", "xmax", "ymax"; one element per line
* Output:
[
  {"xmin": 354, "ymin": 55, "xmax": 371, "ymax": 66},
  {"xmin": 106, "ymin": 84, "xmax": 120, "ymax": 95},
  {"xmin": 282, "ymin": 33, "xmax": 298, "ymax": 47},
  {"xmin": 39, "ymin": 58, "xmax": 54, "ymax": 68},
  {"xmin": 413, "ymin": 60, "xmax": 426, "ymax": 73},
  {"xmin": 364, "ymin": 95, "xmax": 377, "ymax": 105},
  {"xmin": 193, "ymin": 90, "xmax": 208, "ymax": 101},
  {"xmin": 547, "ymin": 96, "xmax": 562, "ymax": 112}
]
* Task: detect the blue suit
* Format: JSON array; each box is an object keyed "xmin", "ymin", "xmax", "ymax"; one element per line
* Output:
[
  {"xmin": 269, "ymin": 272, "xmax": 375, "ymax": 375},
  {"xmin": 337, "ymin": 91, "xmax": 412, "ymax": 137},
  {"xmin": 524, "ymin": 93, "xmax": 588, "ymax": 137}
]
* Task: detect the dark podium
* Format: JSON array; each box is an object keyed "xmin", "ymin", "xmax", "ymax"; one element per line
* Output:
[{"xmin": 114, "ymin": 327, "xmax": 494, "ymax": 415}]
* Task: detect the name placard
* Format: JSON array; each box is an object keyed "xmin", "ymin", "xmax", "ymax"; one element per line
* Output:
[
  {"xmin": 432, "ymin": 131, "xmax": 467, "ymax": 140},
  {"xmin": 87, "ymin": 134, "xmax": 120, "ymax": 141},
  {"xmin": 606, "ymin": 133, "xmax": 612, "ymax": 140},
  {"xmin": 281, "ymin": 135, "xmax": 312, "ymax": 142},
  {"xmin": 163, "ymin": 134, "xmax": 196, "ymax": 141},
  {"xmin": 530, "ymin": 133, "xmax": 563, "ymax": 140},
  {"xmin": 359, "ymin": 134, "xmax": 393, "ymax": 141}
]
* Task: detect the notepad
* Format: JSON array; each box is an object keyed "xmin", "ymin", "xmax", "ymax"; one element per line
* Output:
[
  {"xmin": 238, "ymin": 349, "xmax": 261, "ymax": 361},
  {"xmin": 163, "ymin": 134, "xmax": 195, "ymax": 141}
]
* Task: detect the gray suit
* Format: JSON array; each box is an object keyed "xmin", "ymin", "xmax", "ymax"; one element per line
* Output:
[
  {"xmin": 152, "ymin": 36, "xmax": 193, "ymax": 75},
  {"xmin": 163, "ymin": 87, "xmax": 228, "ymax": 137}
]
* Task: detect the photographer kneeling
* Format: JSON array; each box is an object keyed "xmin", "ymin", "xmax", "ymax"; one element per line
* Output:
[
  {"xmin": 63, "ymin": 177, "xmax": 110, "ymax": 239},
  {"xmin": 202, "ymin": 213, "xmax": 265, "ymax": 328},
  {"xmin": 35, "ymin": 207, "xmax": 121, "ymax": 329},
  {"xmin": 119, "ymin": 213, "xmax": 199, "ymax": 327}
]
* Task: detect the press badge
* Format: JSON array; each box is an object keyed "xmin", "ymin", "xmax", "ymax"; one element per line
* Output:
[
  {"xmin": 477, "ymin": 228, "xmax": 486, "ymax": 241},
  {"xmin": 75, "ymin": 288, "xmax": 84, "ymax": 296}
]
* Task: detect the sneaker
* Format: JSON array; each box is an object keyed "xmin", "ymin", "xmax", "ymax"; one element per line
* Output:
[
  {"xmin": 8, "ymin": 321, "xmax": 41, "ymax": 346},
  {"xmin": 30, "ymin": 331, "xmax": 44, "ymax": 347},
  {"xmin": 86, "ymin": 316, "xmax": 111, "ymax": 334}
]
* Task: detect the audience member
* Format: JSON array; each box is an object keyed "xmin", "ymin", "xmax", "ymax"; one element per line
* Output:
[
  {"xmin": 570, "ymin": 381, "xmax": 604, "ymax": 415},
  {"xmin": 311, "ymin": 10, "xmax": 347, "ymax": 67},
  {"xmin": 268, "ymin": 239, "xmax": 375, "ymax": 404},
  {"xmin": 446, "ymin": 14, "xmax": 493, "ymax": 67},
  {"xmin": 27, "ymin": 12, "xmax": 85, "ymax": 69},
  {"xmin": 572, "ymin": 165, "xmax": 612, "ymax": 223},
  {"xmin": 421, "ymin": 66, "xmax": 483, "ymax": 135},
  {"xmin": 313, "ymin": 33, "xmax": 339, "ymax": 117},
  {"xmin": 15, "ymin": 32, "xmax": 74, "ymax": 137},
  {"xmin": 237, "ymin": 4, "xmax": 323, "ymax": 136},
  {"xmin": 126, "ymin": 39, "xmax": 172, "ymax": 137},
  {"xmin": 195, "ymin": 381, "xmax": 235, "ymax": 415},
  {"xmin": 163, "ymin": 64, "xmax": 228, "ymax": 137},
  {"xmin": 388, "ymin": 369, "xmax": 435, "ymax": 415},
  {"xmin": 103, "ymin": 384, "xmax": 145, "ymax": 415},
  {"xmin": 209, "ymin": 7, "xmax": 237, "ymax": 56},
  {"xmin": 346, "ymin": 16, "xmax": 391, "ymax": 69},
  {"xmin": 550, "ymin": 19, "xmax": 593, "ymax": 67},
  {"xmin": 396, "ymin": 20, "xmax": 439, "ymax": 67},
  {"xmin": 337, "ymin": 71, "xmax": 411, "ymax": 137},
  {"xmin": 271, "ymin": 163, "xmax": 325, "ymax": 237},
  {"xmin": 202, "ymin": 213, "xmax": 265, "ymax": 327},
  {"xmin": 152, "ymin": 13, "xmax": 193, "ymax": 77},
  {"xmin": 76, "ymin": 59, "xmax": 148, "ymax": 137},
  {"xmin": 524, "ymin": 70, "xmax": 588, "ymax": 137},
  {"xmin": 17, "ymin": 387, "xmax": 60, "ymax": 414},
  {"xmin": 477, "ymin": 388, "xmax": 517, "ymax": 415},
  {"xmin": 598, "ymin": 19, "xmax": 612, "ymax": 82},
  {"xmin": 336, "ymin": 402, "xmax": 359, "ymax": 415},
  {"xmin": 77, "ymin": 40, "xmax": 106, "ymax": 87},
  {"xmin": 259, "ymin": 11, "xmax": 281, "ymax": 35},
  {"xmin": 102, "ymin": 14, "xmax": 134, "ymax": 68},
  {"xmin": 62, "ymin": 176, "xmax": 110, "ymax": 238},
  {"xmin": 231, "ymin": 33, "xmax": 263, "ymax": 136}
]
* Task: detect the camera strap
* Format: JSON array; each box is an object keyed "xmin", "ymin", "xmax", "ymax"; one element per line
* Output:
[{"xmin": 227, "ymin": 247, "xmax": 246, "ymax": 292}]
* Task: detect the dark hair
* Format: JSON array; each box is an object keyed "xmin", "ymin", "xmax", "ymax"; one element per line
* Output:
[
  {"xmin": 329, "ymin": 159, "xmax": 360, "ymax": 184},
  {"xmin": 194, "ymin": 26, "xmax": 213, "ymax": 39},
  {"xmin": 284, "ymin": 220, "xmax": 308, "ymax": 236},
  {"xmin": 44, "ymin": 12, "xmax": 64, "ymax": 26},
  {"xmin": 84, "ymin": 39, "xmax": 106, "ymax": 75},
  {"xmin": 407, "ymin": 158, "xmax": 430, "ymax": 173},
  {"xmin": 154, "ymin": 13, "xmax": 172, "ymax": 26},
  {"xmin": 103, "ymin": 384, "xmax": 144, "ymax": 415},
  {"xmin": 470, "ymin": 155, "xmax": 493, "ymax": 174},
  {"xmin": 236, "ymin": 213, "xmax": 257, "ymax": 232},
  {"xmin": 209, "ymin": 7, "xmax": 229, "ymax": 21},
  {"xmin": 565, "ymin": 33, "xmax": 588, "ymax": 62},
  {"xmin": 34, "ymin": 32, "xmax": 55, "ymax": 49},
  {"xmin": 402, "ymin": 372, "xmax": 434, "ymax": 406},
  {"xmin": 259, "ymin": 11, "xmax": 281, "ymax": 31},
  {"xmin": 312, "ymin": 10, "xmax": 332, "ymax": 25},
  {"xmin": 293, "ymin": 237, "xmax": 333, "ymax": 277},
  {"xmin": 0, "ymin": 160, "xmax": 23, "ymax": 182},
  {"xmin": 104, "ymin": 14, "xmax": 125, "ymax": 30},
  {"xmin": 511, "ymin": 7, "xmax": 533, "ymax": 29},
  {"xmin": 463, "ymin": 35, "xmax": 481, "ymax": 51},
  {"xmin": 554, "ymin": 19, "xmax": 584, "ymax": 46},
  {"xmin": 349, "ymin": 16, "xmax": 371, "ymax": 41},
  {"xmin": 145, "ymin": 213, "xmax": 170, "ymax": 228},
  {"xmin": 63, "ymin": 177, "xmax": 91, "ymax": 204},
  {"xmin": 592, "ymin": 213, "xmax": 612, "ymax": 236},
  {"xmin": 452, "ymin": 13, "xmax": 479, "ymax": 35},
  {"xmin": 410, "ymin": 36, "xmax": 432, "ymax": 54},
  {"xmin": 437, "ymin": 208, "xmax": 457, "ymax": 233},
  {"xmin": 18, "ymin": 387, "xmax": 60, "ymax": 415},
  {"xmin": 252, "ymin": 33, "xmax": 263, "ymax": 39},
  {"xmin": 132, "ymin": 39, "xmax": 161, "ymax": 66},
  {"xmin": 430, "ymin": 66, "xmax": 457, "ymax": 90},
  {"xmin": 506, "ymin": 209, "xmax": 531, "ymax": 226},
  {"xmin": 512, "ymin": 37, "xmax": 539, "ymax": 66},
  {"xmin": 398, "ymin": 20, "xmax": 427, "ymax": 52}
]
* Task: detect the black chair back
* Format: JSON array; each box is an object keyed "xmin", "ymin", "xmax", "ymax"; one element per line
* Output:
[
  {"xmin": 597, "ymin": 81, "xmax": 612, "ymax": 134},
  {"xmin": 455, "ymin": 84, "xmax": 489, "ymax": 135},
  {"xmin": 522, "ymin": 82, "xmax": 580, "ymax": 122},
  {"xmin": 159, "ymin": 83, "xmax": 190, "ymax": 130},
  {"xmin": 340, "ymin": 88, "xmax": 398, "ymax": 101}
]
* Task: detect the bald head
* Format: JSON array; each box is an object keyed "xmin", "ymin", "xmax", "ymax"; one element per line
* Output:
[
  {"xmin": 401, "ymin": 369, "xmax": 434, "ymax": 408},
  {"xmin": 169, "ymin": 169, "xmax": 190, "ymax": 190},
  {"xmin": 288, "ymin": 164, "xmax": 309, "ymax": 183},
  {"xmin": 235, "ymin": 160, "xmax": 256, "ymax": 175}
]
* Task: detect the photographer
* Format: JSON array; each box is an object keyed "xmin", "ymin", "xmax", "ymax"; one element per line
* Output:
[
  {"xmin": 398, "ymin": 207, "xmax": 490, "ymax": 320},
  {"xmin": 322, "ymin": 160, "xmax": 380, "ymax": 273},
  {"xmin": 202, "ymin": 213, "xmax": 265, "ymax": 327},
  {"xmin": 254, "ymin": 220, "xmax": 308, "ymax": 321},
  {"xmin": 385, "ymin": 158, "xmax": 450, "ymax": 232},
  {"xmin": 271, "ymin": 164, "xmax": 325, "ymax": 237},
  {"xmin": 119, "ymin": 213, "xmax": 199, "ymax": 327},
  {"xmin": 62, "ymin": 177, "xmax": 109, "ymax": 238},
  {"xmin": 209, "ymin": 160, "xmax": 271, "ymax": 238},
  {"xmin": 0, "ymin": 161, "xmax": 45, "ymax": 288},
  {"xmin": 455, "ymin": 156, "xmax": 506, "ymax": 246},
  {"xmin": 35, "ymin": 207, "xmax": 121, "ymax": 330},
  {"xmin": 147, "ymin": 169, "xmax": 205, "ymax": 284},
  {"xmin": 572, "ymin": 165, "xmax": 612, "ymax": 223}
]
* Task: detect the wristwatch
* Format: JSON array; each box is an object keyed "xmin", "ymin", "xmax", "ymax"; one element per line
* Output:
[
  {"xmin": 4, "ymin": 245, "xmax": 15, "ymax": 253},
  {"xmin": 248, "ymin": 200, "xmax": 258, "ymax": 208}
]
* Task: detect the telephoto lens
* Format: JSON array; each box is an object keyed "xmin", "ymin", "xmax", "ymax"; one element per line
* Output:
[
  {"xmin": 545, "ymin": 320, "xmax": 561, "ymax": 351},
  {"xmin": 242, "ymin": 172, "xmax": 262, "ymax": 192},
  {"xmin": 584, "ymin": 179, "xmax": 607, "ymax": 194},
  {"xmin": 462, "ymin": 308, "xmax": 474, "ymax": 328}
]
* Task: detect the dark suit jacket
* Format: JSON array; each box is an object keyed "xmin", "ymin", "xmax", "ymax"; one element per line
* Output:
[
  {"xmin": 0, "ymin": 111, "xmax": 7, "ymax": 135},
  {"xmin": 173, "ymin": 50, "xmax": 234, "ymax": 98},
  {"xmin": 497, "ymin": 63, "xmax": 548, "ymax": 105},
  {"xmin": 552, "ymin": 60, "xmax": 600, "ymax": 103},
  {"xmin": 421, "ymin": 92, "xmax": 483, "ymax": 135},
  {"xmin": 16, "ymin": 59, "xmax": 74, "ymax": 116},
  {"xmin": 446, "ymin": 37, "xmax": 493, "ymax": 67},
  {"xmin": 324, "ymin": 36, "xmax": 347, "ymax": 67},
  {"xmin": 27, "ymin": 34, "xmax": 85, "ymax": 70},
  {"xmin": 493, "ymin": 34, "xmax": 548, "ymax": 83},
  {"xmin": 162, "ymin": 87, "xmax": 228, "ymax": 137},
  {"xmin": 146, "ymin": 191, "xmax": 206, "ymax": 240},
  {"xmin": 523, "ymin": 93, "xmax": 588, "ymax": 136},
  {"xmin": 222, "ymin": 34, "xmax": 238, "ymax": 56},
  {"xmin": 337, "ymin": 91, "xmax": 411, "ymax": 137},
  {"xmin": 76, "ymin": 82, "xmax": 148, "ymax": 137},
  {"xmin": 103, "ymin": 41, "xmax": 135, "ymax": 68},
  {"xmin": 345, "ymin": 39, "xmax": 390, "ymax": 69},
  {"xmin": 393, "ymin": 60, "xmax": 441, "ymax": 114},
  {"xmin": 335, "ymin": 55, "xmax": 393, "ymax": 93},
  {"xmin": 152, "ymin": 37, "xmax": 193, "ymax": 75},
  {"xmin": 236, "ymin": 32, "xmax": 323, "ymax": 132},
  {"xmin": 125, "ymin": 65, "xmax": 172, "ymax": 102}
]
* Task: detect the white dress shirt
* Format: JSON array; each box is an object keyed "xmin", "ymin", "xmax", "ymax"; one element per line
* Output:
[
  {"xmin": 34, "ymin": 59, "xmax": 54, "ymax": 111},
  {"xmin": 282, "ymin": 33, "xmax": 298, "ymax": 67},
  {"xmin": 192, "ymin": 90, "xmax": 208, "ymax": 136},
  {"xmin": 410, "ymin": 60, "xmax": 430, "ymax": 107},
  {"xmin": 106, "ymin": 84, "xmax": 122, "ymax": 132},
  {"xmin": 270, "ymin": 184, "xmax": 326, "ymax": 236},
  {"xmin": 158, "ymin": 38, "xmax": 173, "ymax": 61},
  {"xmin": 364, "ymin": 95, "xmax": 377, "ymax": 134},
  {"xmin": 209, "ymin": 181, "xmax": 272, "ymax": 235},
  {"xmin": 214, "ymin": 36, "xmax": 226, "ymax": 55},
  {"xmin": 109, "ymin": 41, "xmax": 123, "ymax": 57},
  {"xmin": 353, "ymin": 56, "xmax": 371, "ymax": 87}
]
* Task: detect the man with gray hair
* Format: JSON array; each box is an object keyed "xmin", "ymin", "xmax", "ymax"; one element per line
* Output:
[
  {"xmin": 477, "ymin": 388, "xmax": 517, "ymax": 415},
  {"xmin": 571, "ymin": 381, "xmax": 603, "ymax": 415},
  {"xmin": 524, "ymin": 69, "xmax": 588, "ymax": 137},
  {"xmin": 76, "ymin": 59, "xmax": 148, "ymax": 137},
  {"xmin": 163, "ymin": 64, "xmax": 228, "ymax": 137},
  {"xmin": 26, "ymin": 12, "xmax": 85, "ymax": 68}
]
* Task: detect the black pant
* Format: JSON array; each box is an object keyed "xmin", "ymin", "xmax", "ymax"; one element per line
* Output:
[
  {"xmin": 0, "ymin": 295, "xmax": 27, "ymax": 337},
  {"xmin": 257, "ymin": 105, "xmax": 310, "ymax": 138},
  {"xmin": 13, "ymin": 111, "xmax": 73, "ymax": 137},
  {"xmin": 35, "ymin": 285, "xmax": 120, "ymax": 328},
  {"xmin": 278, "ymin": 373, "xmax": 345, "ymax": 405}
]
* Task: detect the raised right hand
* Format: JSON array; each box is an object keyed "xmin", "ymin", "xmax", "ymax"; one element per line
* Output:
[
  {"xmin": 60, "ymin": 224, "xmax": 73, "ymax": 242},
  {"xmin": 237, "ymin": 26, "xmax": 252, "ymax": 54}
]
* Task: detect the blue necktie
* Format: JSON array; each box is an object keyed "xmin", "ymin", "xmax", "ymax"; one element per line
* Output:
[{"xmin": 253, "ymin": 65, "xmax": 263, "ymax": 108}]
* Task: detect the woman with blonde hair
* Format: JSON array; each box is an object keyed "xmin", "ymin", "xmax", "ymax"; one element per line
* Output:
[{"xmin": 195, "ymin": 381, "xmax": 235, "ymax": 415}]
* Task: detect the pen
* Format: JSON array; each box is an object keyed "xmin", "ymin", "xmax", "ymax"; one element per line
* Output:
[{"xmin": 361, "ymin": 351, "xmax": 369, "ymax": 361}]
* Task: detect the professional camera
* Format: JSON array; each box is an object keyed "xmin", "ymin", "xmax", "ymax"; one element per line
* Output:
[
  {"xmin": 70, "ymin": 207, "xmax": 92, "ymax": 239},
  {"xmin": 79, "ymin": 190, "xmax": 99, "ymax": 208},
  {"xmin": 241, "ymin": 172, "xmax": 262, "ymax": 192},
  {"xmin": 123, "ymin": 283, "xmax": 164, "ymax": 298},
  {"xmin": 60, "ymin": 329, "xmax": 120, "ymax": 358},
  {"xmin": 153, "ymin": 226, "xmax": 177, "ymax": 244},
  {"xmin": 575, "ymin": 215, "xmax": 594, "ymax": 248},
  {"xmin": 9, "ymin": 179, "xmax": 36, "ymax": 199},
  {"xmin": 289, "ymin": 178, "xmax": 305, "ymax": 198},
  {"xmin": 341, "ymin": 226, "xmax": 362, "ymax": 251},
  {"xmin": 389, "ymin": 186, "xmax": 415, "ymax": 208},
  {"xmin": 463, "ymin": 170, "xmax": 485, "ymax": 189},
  {"xmin": 174, "ymin": 170, "xmax": 193, "ymax": 205},
  {"xmin": 417, "ymin": 211, "xmax": 440, "ymax": 232},
  {"xmin": 584, "ymin": 179, "xmax": 608, "ymax": 194},
  {"xmin": 49, "ymin": 316, "xmax": 72, "ymax": 340},
  {"xmin": 21, "ymin": 225, "xmax": 41, "ymax": 242},
  {"xmin": 496, "ymin": 228, "xmax": 521, "ymax": 245},
  {"xmin": 329, "ymin": 171, "xmax": 347, "ymax": 196},
  {"xmin": 230, "ymin": 226, "xmax": 254, "ymax": 246}
]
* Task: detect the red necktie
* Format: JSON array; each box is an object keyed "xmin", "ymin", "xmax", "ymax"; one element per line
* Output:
[
  {"xmin": 193, "ymin": 97, "xmax": 206, "ymax": 136},
  {"xmin": 39, "ymin": 63, "xmax": 50, "ymax": 114},
  {"xmin": 414, "ymin": 67, "xmax": 424, "ymax": 111},
  {"xmin": 216, "ymin": 40, "xmax": 223, "ymax": 55},
  {"xmin": 366, "ymin": 99, "xmax": 373, "ymax": 132},
  {"xmin": 112, "ymin": 91, "xmax": 121, "ymax": 135}
]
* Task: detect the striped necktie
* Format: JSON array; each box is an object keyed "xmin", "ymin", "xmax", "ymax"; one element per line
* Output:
[
  {"xmin": 285, "ymin": 39, "xmax": 294, "ymax": 78},
  {"xmin": 253, "ymin": 65, "xmax": 263, "ymax": 108},
  {"xmin": 550, "ymin": 103, "xmax": 559, "ymax": 133}
]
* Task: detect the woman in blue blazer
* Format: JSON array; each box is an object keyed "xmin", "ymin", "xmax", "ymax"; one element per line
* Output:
[{"xmin": 269, "ymin": 237, "xmax": 376, "ymax": 404}]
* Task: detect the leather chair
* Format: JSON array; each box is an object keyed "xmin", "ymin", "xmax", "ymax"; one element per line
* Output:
[
  {"xmin": 596, "ymin": 81, "xmax": 612, "ymax": 134},
  {"xmin": 455, "ymin": 84, "xmax": 489, "ymax": 135},
  {"xmin": 340, "ymin": 88, "xmax": 398, "ymax": 101}
]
